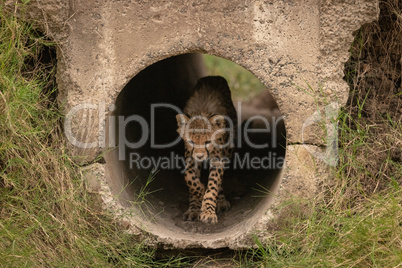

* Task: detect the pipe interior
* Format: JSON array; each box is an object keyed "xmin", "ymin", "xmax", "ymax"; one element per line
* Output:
[{"xmin": 105, "ymin": 53, "xmax": 286, "ymax": 237}]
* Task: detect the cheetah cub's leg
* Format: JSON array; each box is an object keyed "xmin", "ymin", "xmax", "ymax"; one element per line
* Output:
[
  {"xmin": 216, "ymin": 147, "xmax": 233, "ymax": 213},
  {"xmin": 183, "ymin": 159, "xmax": 205, "ymax": 221},
  {"xmin": 199, "ymin": 159, "xmax": 225, "ymax": 224},
  {"xmin": 217, "ymin": 149, "xmax": 231, "ymax": 213},
  {"xmin": 216, "ymin": 183, "xmax": 231, "ymax": 213}
]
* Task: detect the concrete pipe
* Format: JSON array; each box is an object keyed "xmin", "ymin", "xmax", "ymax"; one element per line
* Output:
[
  {"xmin": 13, "ymin": 0, "xmax": 379, "ymax": 249},
  {"xmin": 103, "ymin": 53, "xmax": 286, "ymax": 248}
]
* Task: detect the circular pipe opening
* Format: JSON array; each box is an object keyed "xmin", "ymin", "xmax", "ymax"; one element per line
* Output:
[{"xmin": 104, "ymin": 53, "xmax": 286, "ymax": 247}]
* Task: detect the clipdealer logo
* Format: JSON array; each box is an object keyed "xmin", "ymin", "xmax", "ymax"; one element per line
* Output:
[{"xmin": 64, "ymin": 101, "xmax": 339, "ymax": 169}]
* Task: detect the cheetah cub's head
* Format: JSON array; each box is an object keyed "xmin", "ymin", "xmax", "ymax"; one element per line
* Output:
[{"xmin": 176, "ymin": 114, "xmax": 227, "ymax": 162}]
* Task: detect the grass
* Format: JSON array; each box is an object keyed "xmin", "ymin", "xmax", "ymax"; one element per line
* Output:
[
  {"xmin": 0, "ymin": 8, "xmax": 175, "ymax": 267},
  {"xmin": 251, "ymin": 189, "xmax": 401, "ymax": 267},
  {"xmin": 203, "ymin": 54, "xmax": 266, "ymax": 101},
  {"xmin": 1, "ymin": 1, "xmax": 401, "ymax": 267}
]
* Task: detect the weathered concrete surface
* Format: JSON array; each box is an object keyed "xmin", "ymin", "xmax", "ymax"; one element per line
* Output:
[
  {"xmin": 7, "ymin": 0, "xmax": 379, "ymax": 161},
  {"xmin": 6, "ymin": 0, "xmax": 379, "ymax": 249}
]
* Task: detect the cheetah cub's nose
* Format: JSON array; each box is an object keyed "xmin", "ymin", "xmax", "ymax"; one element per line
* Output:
[{"xmin": 195, "ymin": 153, "xmax": 205, "ymax": 161}]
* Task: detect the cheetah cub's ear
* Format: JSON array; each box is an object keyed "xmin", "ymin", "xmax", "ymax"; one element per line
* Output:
[
  {"xmin": 176, "ymin": 114, "xmax": 189, "ymax": 137},
  {"xmin": 209, "ymin": 114, "xmax": 225, "ymax": 129}
]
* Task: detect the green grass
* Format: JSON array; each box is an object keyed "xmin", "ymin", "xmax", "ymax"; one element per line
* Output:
[
  {"xmin": 251, "ymin": 190, "xmax": 401, "ymax": 267},
  {"xmin": 203, "ymin": 54, "xmax": 266, "ymax": 101},
  {"xmin": 244, "ymin": 108, "xmax": 402, "ymax": 267},
  {"xmin": 0, "ymin": 8, "xmax": 177, "ymax": 267},
  {"xmin": 1, "ymin": 3, "xmax": 401, "ymax": 268}
]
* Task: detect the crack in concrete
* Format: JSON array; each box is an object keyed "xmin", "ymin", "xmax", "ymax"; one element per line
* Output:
[{"xmin": 287, "ymin": 142, "xmax": 326, "ymax": 148}]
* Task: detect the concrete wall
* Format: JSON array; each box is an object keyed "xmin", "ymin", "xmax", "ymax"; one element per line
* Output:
[{"xmin": 9, "ymin": 0, "xmax": 379, "ymax": 249}]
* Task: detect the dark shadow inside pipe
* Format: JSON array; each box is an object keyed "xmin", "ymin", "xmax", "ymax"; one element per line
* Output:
[{"xmin": 110, "ymin": 53, "xmax": 286, "ymax": 234}]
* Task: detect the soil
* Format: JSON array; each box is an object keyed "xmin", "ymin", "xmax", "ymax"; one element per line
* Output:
[{"xmin": 343, "ymin": 0, "xmax": 402, "ymax": 194}]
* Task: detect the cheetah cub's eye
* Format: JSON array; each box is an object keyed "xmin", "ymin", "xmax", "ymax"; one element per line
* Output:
[{"xmin": 205, "ymin": 140, "xmax": 211, "ymax": 146}]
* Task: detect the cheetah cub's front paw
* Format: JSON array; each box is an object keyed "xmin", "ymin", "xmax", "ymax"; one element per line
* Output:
[
  {"xmin": 199, "ymin": 211, "xmax": 218, "ymax": 224},
  {"xmin": 183, "ymin": 209, "xmax": 200, "ymax": 221}
]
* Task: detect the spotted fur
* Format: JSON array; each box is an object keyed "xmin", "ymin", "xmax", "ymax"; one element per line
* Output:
[{"xmin": 176, "ymin": 76, "xmax": 237, "ymax": 224}]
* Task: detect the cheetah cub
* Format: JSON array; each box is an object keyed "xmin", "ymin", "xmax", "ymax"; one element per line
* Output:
[{"xmin": 176, "ymin": 76, "xmax": 237, "ymax": 224}]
